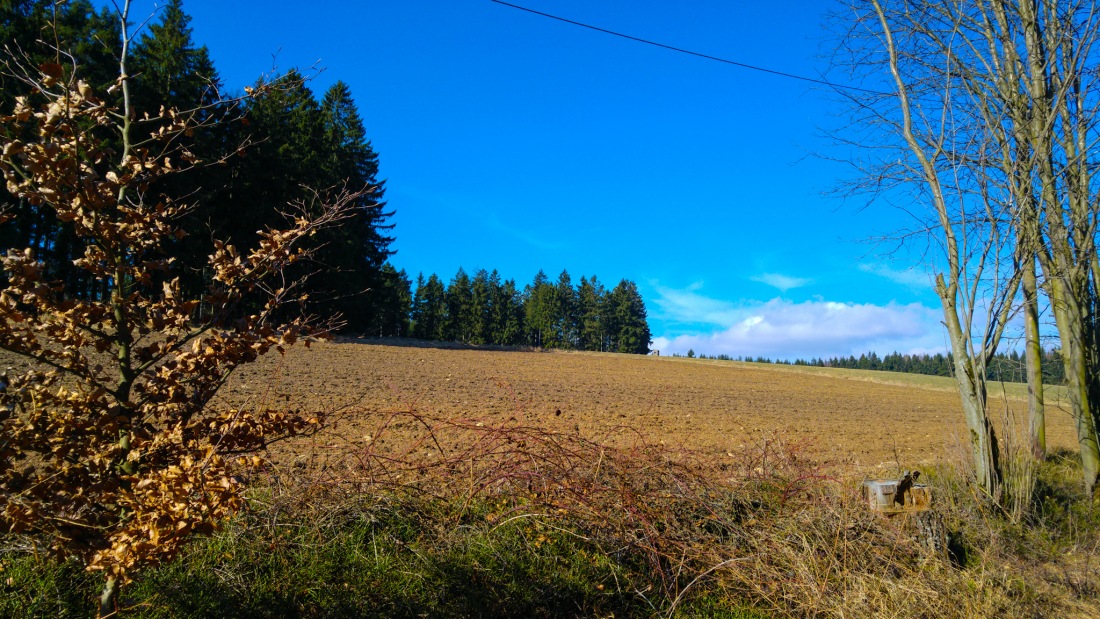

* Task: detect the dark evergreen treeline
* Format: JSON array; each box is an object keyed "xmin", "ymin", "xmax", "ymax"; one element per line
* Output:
[
  {"xmin": 0, "ymin": 0, "xmax": 397, "ymax": 332},
  {"xmin": 383, "ymin": 269, "xmax": 650, "ymax": 354},
  {"xmin": 683, "ymin": 349, "xmax": 1067, "ymax": 384}
]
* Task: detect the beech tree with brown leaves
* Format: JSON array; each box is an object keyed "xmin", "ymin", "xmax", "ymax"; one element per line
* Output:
[{"xmin": 0, "ymin": 2, "xmax": 369, "ymax": 615}]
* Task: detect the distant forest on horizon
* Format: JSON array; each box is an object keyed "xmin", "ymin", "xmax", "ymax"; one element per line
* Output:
[
  {"xmin": 676, "ymin": 349, "xmax": 1068, "ymax": 384},
  {"xmin": 367, "ymin": 267, "xmax": 652, "ymax": 355}
]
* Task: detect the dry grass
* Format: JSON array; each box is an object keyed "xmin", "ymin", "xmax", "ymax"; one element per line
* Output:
[{"xmin": 247, "ymin": 393, "xmax": 1100, "ymax": 619}]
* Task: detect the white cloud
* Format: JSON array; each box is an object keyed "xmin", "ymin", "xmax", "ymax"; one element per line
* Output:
[
  {"xmin": 750, "ymin": 273, "xmax": 813, "ymax": 292},
  {"xmin": 858, "ymin": 263, "xmax": 931, "ymax": 292},
  {"xmin": 649, "ymin": 289, "xmax": 945, "ymax": 359},
  {"xmin": 651, "ymin": 284, "xmax": 746, "ymax": 326}
]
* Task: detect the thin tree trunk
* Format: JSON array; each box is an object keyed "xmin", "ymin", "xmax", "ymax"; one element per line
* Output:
[
  {"xmin": 939, "ymin": 276, "xmax": 1002, "ymax": 496},
  {"xmin": 1049, "ymin": 278, "xmax": 1100, "ymax": 497},
  {"xmin": 869, "ymin": 0, "xmax": 1007, "ymax": 497},
  {"xmin": 98, "ymin": 577, "xmax": 118, "ymax": 618},
  {"xmin": 1022, "ymin": 254, "xmax": 1045, "ymax": 460}
]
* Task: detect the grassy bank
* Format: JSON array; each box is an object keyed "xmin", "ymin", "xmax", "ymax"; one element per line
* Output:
[
  {"xmin": 4, "ymin": 494, "xmax": 759, "ymax": 618},
  {"xmin": 3, "ymin": 417, "xmax": 1098, "ymax": 618}
]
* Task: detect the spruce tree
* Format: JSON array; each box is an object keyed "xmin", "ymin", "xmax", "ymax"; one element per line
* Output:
[
  {"xmin": 216, "ymin": 71, "xmax": 350, "ymax": 321},
  {"xmin": 412, "ymin": 274, "xmax": 447, "ymax": 340},
  {"xmin": 576, "ymin": 275, "xmax": 606, "ymax": 351},
  {"xmin": 410, "ymin": 273, "xmax": 427, "ymax": 337},
  {"xmin": 321, "ymin": 81, "xmax": 392, "ymax": 262},
  {"xmin": 129, "ymin": 0, "xmax": 219, "ymax": 116},
  {"xmin": 524, "ymin": 270, "xmax": 559, "ymax": 348},
  {"xmin": 485, "ymin": 270, "xmax": 505, "ymax": 344},
  {"xmin": 445, "ymin": 268, "xmax": 474, "ymax": 343},
  {"xmin": 555, "ymin": 270, "xmax": 577, "ymax": 348},
  {"xmin": 470, "ymin": 269, "xmax": 493, "ymax": 345},
  {"xmin": 365, "ymin": 265, "xmax": 411, "ymax": 336},
  {"xmin": 221, "ymin": 70, "xmax": 327, "ymax": 248},
  {"xmin": 319, "ymin": 81, "xmax": 394, "ymax": 330},
  {"xmin": 2, "ymin": 3, "xmax": 401, "ymax": 336},
  {"xmin": 606, "ymin": 279, "xmax": 651, "ymax": 354},
  {"xmin": 499, "ymin": 278, "xmax": 525, "ymax": 346},
  {"xmin": 128, "ymin": 0, "xmax": 225, "ymax": 299}
]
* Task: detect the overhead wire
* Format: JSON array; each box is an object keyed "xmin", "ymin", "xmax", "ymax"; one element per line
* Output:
[{"xmin": 488, "ymin": 0, "xmax": 892, "ymax": 96}]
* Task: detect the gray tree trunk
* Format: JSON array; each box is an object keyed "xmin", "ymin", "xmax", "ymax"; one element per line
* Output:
[
  {"xmin": 1022, "ymin": 255, "xmax": 1045, "ymax": 460},
  {"xmin": 938, "ymin": 275, "xmax": 1002, "ymax": 496},
  {"xmin": 1048, "ymin": 278, "xmax": 1100, "ymax": 497}
]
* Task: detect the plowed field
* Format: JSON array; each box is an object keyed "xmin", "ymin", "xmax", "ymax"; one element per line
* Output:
[{"xmin": 218, "ymin": 339, "xmax": 1080, "ymax": 474}]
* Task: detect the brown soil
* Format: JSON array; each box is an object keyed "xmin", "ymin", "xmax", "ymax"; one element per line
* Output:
[{"xmin": 217, "ymin": 338, "xmax": 1079, "ymax": 474}]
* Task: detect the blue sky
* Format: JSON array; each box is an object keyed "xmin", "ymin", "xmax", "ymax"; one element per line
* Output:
[{"xmin": 134, "ymin": 0, "xmax": 952, "ymax": 359}]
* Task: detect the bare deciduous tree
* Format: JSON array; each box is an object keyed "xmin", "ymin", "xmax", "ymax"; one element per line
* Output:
[
  {"xmin": 837, "ymin": 0, "xmax": 1100, "ymax": 498},
  {"xmin": 834, "ymin": 0, "xmax": 1026, "ymax": 498}
]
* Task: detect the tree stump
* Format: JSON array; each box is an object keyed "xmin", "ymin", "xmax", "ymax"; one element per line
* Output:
[{"xmin": 863, "ymin": 476, "xmax": 946, "ymax": 553}]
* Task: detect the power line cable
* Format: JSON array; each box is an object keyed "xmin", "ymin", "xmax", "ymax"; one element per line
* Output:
[{"xmin": 489, "ymin": 0, "xmax": 891, "ymax": 96}]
